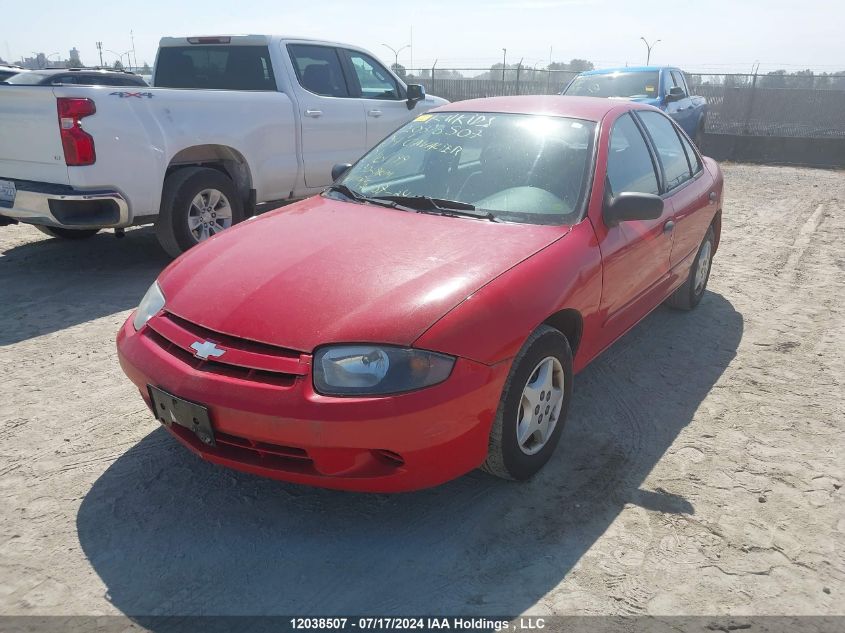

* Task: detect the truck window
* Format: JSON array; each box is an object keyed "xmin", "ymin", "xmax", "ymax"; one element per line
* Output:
[
  {"xmin": 345, "ymin": 51, "xmax": 401, "ymax": 100},
  {"xmin": 288, "ymin": 45, "xmax": 350, "ymax": 98},
  {"xmin": 637, "ymin": 111, "xmax": 692, "ymax": 190},
  {"xmin": 155, "ymin": 46, "xmax": 277, "ymax": 91},
  {"xmin": 565, "ymin": 71, "xmax": 660, "ymax": 99},
  {"xmin": 606, "ymin": 113, "xmax": 660, "ymax": 197},
  {"xmin": 670, "ymin": 70, "xmax": 687, "ymax": 96}
]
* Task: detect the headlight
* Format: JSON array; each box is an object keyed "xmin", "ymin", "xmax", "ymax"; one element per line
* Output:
[
  {"xmin": 132, "ymin": 281, "xmax": 165, "ymax": 331},
  {"xmin": 313, "ymin": 345, "xmax": 455, "ymax": 396}
]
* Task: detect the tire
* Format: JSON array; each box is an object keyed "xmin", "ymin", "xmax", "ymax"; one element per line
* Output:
[
  {"xmin": 665, "ymin": 225, "xmax": 715, "ymax": 311},
  {"xmin": 482, "ymin": 325, "xmax": 574, "ymax": 481},
  {"xmin": 34, "ymin": 225, "xmax": 99, "ymax": 240},
  {"xmin": 156, "ymin": 166, "xmax": 243, "ymax": 258}
]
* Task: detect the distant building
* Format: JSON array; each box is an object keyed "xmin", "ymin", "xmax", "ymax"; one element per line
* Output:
[{"xmin": 69, "ymin": 47, "xmax": 82, "ymax": 67}]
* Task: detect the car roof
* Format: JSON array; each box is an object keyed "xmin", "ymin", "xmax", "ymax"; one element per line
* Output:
[
  {"xmin": 430, "ymin": 95, "xmax": 651, "ymax": 122},
  {"xmin": 579, "ymin": 66, "xmax": 677, "ymax": 75}
]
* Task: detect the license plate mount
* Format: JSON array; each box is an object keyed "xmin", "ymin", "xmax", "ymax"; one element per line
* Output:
[{"xmin": 148, "ymin": 385, "xmax": 216, "ymax": 447}]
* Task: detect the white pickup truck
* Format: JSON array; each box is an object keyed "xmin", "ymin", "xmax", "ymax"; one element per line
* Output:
[{"xmin": 0, "ymin": 35, "xmax": 446, "ymax": 255}]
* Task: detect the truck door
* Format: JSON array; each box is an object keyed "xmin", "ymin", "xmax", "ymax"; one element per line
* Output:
[
  {"xmin": 339, "ymin": 49, "xmax": 416, "ymax": 148},
  {"xmin": 286, "ymin": 44, "xmax": 367, "ymax": 188},
  {"xmin": 665, "ymin": 70, "xmax": 694, "ymax": 136}
]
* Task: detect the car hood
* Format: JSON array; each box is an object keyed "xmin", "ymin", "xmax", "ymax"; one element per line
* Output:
[{"xmin": 160, "ymin": 196, "xmax": 568, "ymax": 352}]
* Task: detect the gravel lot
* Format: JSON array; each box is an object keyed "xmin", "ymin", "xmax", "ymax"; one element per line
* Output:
[{"xmin": 0, "ymin": 164, "xmax": 843, "ymax": 620}]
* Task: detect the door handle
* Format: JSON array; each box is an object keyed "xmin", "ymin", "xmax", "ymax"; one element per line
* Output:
[
  {"xmin": 368, "ymin": 109, "xmax": 383, "ymax": 118},
  {"xmin": 709, "ymin": 191, "xmax": 718, "ymax": 204},
  {"xmin": 304, "ymin": 109, "xmax": 323, "ymax": 118},
  {"xmin": 663, "ymin": 220, "xmax": 675, "ymax": 234}
]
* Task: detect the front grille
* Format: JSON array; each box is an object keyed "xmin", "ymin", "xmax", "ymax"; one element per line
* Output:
[{"xmin": 144, "ymin": 312, "xmax": 309, "ymax": 387}]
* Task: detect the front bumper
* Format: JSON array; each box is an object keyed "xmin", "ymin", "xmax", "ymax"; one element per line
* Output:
[
  {"xmin": 116, "ymin": 317, "xmax": 509, "ymax": 492},
  {"xmin": 0, "ymin": 178, "xmax": 129, "ymax": 229}
]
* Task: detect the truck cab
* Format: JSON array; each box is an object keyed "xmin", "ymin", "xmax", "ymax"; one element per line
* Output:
[{"xmin": 561, "ymin": 66, "xmax": 707, "ymax": 145}]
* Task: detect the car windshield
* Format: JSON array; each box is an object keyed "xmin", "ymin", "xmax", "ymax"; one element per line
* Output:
[
  {"xmin": 336, "ymin": 112, "xmax": 596, "ymax": 225},
  {"xmin": 564, "ymin": 71, "xmax": 660, "ymax": 99}
]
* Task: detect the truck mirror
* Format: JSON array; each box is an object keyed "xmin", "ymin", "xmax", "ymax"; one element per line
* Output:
[
  {"xmin": 406, "ymin": 84, "xmax": 425, "ymax": 110},
  {"xmin": 666, "ymin": 86, "xmax": 685, "ymax": 102}
]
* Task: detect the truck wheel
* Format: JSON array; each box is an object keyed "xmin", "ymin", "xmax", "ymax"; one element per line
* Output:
[
  {"xmin": 35, "ymin": 225, "xmax": 99, "ymax": 240},
  {"xmin": 665, "ymin": 226, "xmax": 715, "ymax": 311},
  {"xmin": 156, "ymin": 167, "xmax": 243, "ymax": 258},
  {"xmin": 482, "ymin": 325, "xmax": 573, "ymax": 481}
]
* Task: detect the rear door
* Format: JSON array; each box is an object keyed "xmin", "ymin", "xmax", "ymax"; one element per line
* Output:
[
  {"xmin": 286, "ymin": 44, "xmax": 367, "ymax": 188},
  {"xmin": 636, "ymin": 110, "xmax": 713, "ymax": 273},
  {"xmin": 339, "ymin": 49, "xmax": 412, "ymax": 148}
]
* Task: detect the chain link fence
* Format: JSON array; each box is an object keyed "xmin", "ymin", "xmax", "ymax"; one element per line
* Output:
[{"xmin": 405, "ymin": 69, "xmax": 845, "ymax": 138}]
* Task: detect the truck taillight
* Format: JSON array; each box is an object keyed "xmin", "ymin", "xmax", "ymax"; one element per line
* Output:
[{"xmin": 57, "ymin": 97, "xmax": 96, "ymax": 166}]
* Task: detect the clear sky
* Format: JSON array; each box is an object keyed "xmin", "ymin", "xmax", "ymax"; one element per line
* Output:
[{"xmin": 4, "ymin": 0, "xmax": 843, "ymax": 74}]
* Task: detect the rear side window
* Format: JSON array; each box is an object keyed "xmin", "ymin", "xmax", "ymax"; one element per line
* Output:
[
  {"xmin": 606, "ymin": 113, "xmax": 659, "ymax": 197},
  {"xmin": 155, "ymin": 46, "xmax": 276, "ymax": 90},
  {"xmin": 288, "ymin": 45, "xmax": 349, "ymax": 98},
  {"xmin": 50, "ymin": 75, "xmax": 77, "ymax": 85},
  {"xmin": 637, "ymin": 111, "xmax": 692, "ymax": 190},
  {"xmin": 678, "ymin": 130, "xmax": 702, "ymax": 175}
]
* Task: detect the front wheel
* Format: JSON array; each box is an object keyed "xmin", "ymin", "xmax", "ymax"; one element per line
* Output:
[
  {"xmin": 156, "ymin": 167, "xmax": 243, "ymax": 258},
  {"xmin": 665, "ymin": 226, "xmax": 715, "ymax": 311},
  {"xmin": 35, "ymin": 225, "xmax": 99, "ymax": 240},
  {"xmin": 482, "ymin": 325, "xmax": 574, "ymax": 481}
]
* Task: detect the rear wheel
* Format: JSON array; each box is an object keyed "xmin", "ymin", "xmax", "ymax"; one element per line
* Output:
[
  {"xmin": 35, "ymin": 225, "xmax": 99, "ymax": 240},
  {"xmin": 666, "ymin": 226, "xmax": 715, "ymax": 311},
  {"xmin": 156, "ymin": 167, "xmax": 243, "ymax": 258},
  {"xmin": 482, "ymin": 325, "xmax": 573, "ymax": 481}
]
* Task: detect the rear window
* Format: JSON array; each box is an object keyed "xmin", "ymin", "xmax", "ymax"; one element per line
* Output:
[
  {"xmin": 155, "ymin": 45, "xmax": 276, "ymax": 90},
  {"xmin": 5, "ymin": 72, "xmax": 48, "ymax": 85}
]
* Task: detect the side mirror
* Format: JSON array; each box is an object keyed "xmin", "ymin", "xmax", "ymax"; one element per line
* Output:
[
  {"xmin": 331, "ymin": 163, "xmax": 352, "ymax": 182},
  {"xmin": 666, "ymin": 86, "xmax": 685, "ymax": 102},
  {"xmin": 603, "ymin": 192, "xmax": 664, "ymax": 226},
  {"xmin": 406, "ymin": 84, "xmax": 425, "ymax": 110}
]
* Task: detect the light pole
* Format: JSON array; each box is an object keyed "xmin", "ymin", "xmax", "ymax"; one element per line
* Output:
[
  {"xmin": 501, "ymin": 48, "xmax": 507, "ymax": 81},
  {"xmin": 96, "ymin": 41, "xmax": 104, "ymax": 67},
  {"xmin": 382, "ymin": 43, "xmax": 410, "ymax": 72},
  {"xmin": 639, "ymin": 37, "xmax": 660, "ymax": 65},
  {"xmin": 47, "ymin": 52, "xmax": 61, "ymax": 66}
]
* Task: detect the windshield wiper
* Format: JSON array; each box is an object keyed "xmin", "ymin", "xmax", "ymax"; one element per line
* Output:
[
  {"xmin": 370, "ymin": 195, "xmax": 497, "ymax": 221},
  {"xmin": 324, "ymin": 185, "xmax": 414, "ymax": 211}
]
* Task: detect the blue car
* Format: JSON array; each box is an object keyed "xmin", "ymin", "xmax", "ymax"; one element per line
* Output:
[{"xmin": 562, "ymin": 66, "xmax": 707, "ymax": 146}]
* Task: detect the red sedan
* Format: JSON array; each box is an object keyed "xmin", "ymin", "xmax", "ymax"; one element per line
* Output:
[{"xmin": 117, "ymin": 96, "xmax": 722, "ymax": 492}]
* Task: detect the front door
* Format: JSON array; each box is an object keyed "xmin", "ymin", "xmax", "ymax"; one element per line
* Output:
[
  {"xmin": 287, "ymin": 44, "xmax": 367, "ymax": 188},
  {"xmin": 341, "ymin": 49, "xmax": 415, "ymax": 148},
  {"xmin": 597, "ymin": 112, "xmax": 674, "ymax": 335}
]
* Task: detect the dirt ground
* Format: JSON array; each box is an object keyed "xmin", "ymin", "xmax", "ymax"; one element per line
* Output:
[{"xmin": 0, "ymin": 164, "xmax": 842, "ymax": 620}]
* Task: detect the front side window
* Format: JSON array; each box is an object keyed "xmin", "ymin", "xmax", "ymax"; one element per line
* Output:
[
  {"xmin": 288, "ymin": 45, "xmax": 349, "ymax": 97},
  {"xmin": 637, "ymin": 111, "xmax": 691, "ymax": 190},
  {"xmin": 338, "ymin": 112, "xmax": 596, "ymax": 225},
  {"xmin": 564, "ymin": 71, "xmax": 660, "ymax": 99},
  {"xmin": 669, "ymin": 70, "xmax": 687, "ymax": 96},
  {"xmin": 606, "ymin": 113, "xmax": 659, "ymax": 197},
  {"xmin": 155, "ymin": 45, "xmax": 276, "ymax": 90},
  {"xmin": 346, "ymin": 52, "xmax": 400, "ymax": 100}
]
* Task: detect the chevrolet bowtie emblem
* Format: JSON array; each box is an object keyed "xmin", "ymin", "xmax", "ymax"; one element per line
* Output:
[{"xmin": 190, "ymin": 340, "xmax": 225, "ymax": 360}]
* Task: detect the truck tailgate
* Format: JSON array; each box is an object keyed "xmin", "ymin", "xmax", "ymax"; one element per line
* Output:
[{"xmin": 0, "ymin": 87, "xmax": 70, "ymax": 184}]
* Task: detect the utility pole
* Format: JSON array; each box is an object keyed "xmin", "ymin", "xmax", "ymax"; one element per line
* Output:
[
  {"xmin": 382, "ymin": 43, "xmax": 410, "ymax": 72},
  {"xmin": 502, "ymin": 48, "xmax": 507, "ymax": 81},
  {"xmin": 130, "ymin": 30, "xmax": 137, "ymax": 70},
  {"xmin": 96, "ymin": 41, "xmax": 103, "ymax": 67},
  {"xmin": 639, "ymin": 37, "xmax": 660, "ymax": 65}
]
